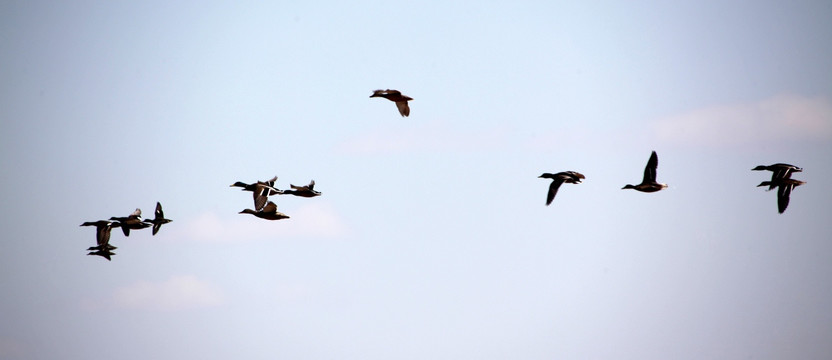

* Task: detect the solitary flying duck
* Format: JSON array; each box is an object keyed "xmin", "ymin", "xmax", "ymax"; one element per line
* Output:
[
  {"xmin": 370, "ymin": 89, "xmax": 413, "ymax": 117},
  {"xmin": 622, "ymin": 151, "xmax": 668, "ymax": 193},
  {"xmin": 538, "ymin": 171, "xmax": 585, "ymax": 205}
]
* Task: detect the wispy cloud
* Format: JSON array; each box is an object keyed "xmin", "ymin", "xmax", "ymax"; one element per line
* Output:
[
  {"xmin": 653, "ymin": 94, "xmax": 832, "ymax": 147},
  {"xmin": 169, "ymin": 202, "xmax": 349, "ymax": 242},
  {"xmin": 110, "ymin": 275, "xmax": 225, "ymax": 311},
  {"xmin": 335, "ymin": 120, "xmax": 511, "ymax": 154}
]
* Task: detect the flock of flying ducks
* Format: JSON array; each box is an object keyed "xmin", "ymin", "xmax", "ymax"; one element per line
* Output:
[
  {"xmin": 80, "ymin": 202, "xmax": 172, "ymax": 261},
  {"xmin": 231, "ymin": 176, "xmax": 321, "ymax": 220},
  {"xmin": 538, "ymin": 150, "xmax": 805, "ymax": 214},
  {"xmin": 81, "ymin": 89, "xmax": 805, "ymax": 261}
]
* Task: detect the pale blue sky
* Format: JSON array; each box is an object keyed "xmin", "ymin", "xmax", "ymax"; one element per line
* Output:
[{"xmin": 2, "ymin": 1, "xmax": 832, "ymax": 359}]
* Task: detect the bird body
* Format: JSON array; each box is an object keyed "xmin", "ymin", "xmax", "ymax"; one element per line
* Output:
[
  {"xmin": 538, "ymin": 171, "xmax": 585, "ymax": 205},
  {"xmin": 281, "ymin": 180, "xmax": 321, "ymax": 198},
  {"xmin": 110, "ymin": 208, "xmax": 150, "ymax": 236},
  {"xmin": 143, "ymin": 202, "xmax": 172, "ymax": 235},
  {"xmin": 757, "ymin": 178, "xmax": 805, "ymax": 213},
  {"xmin": 239, "ymin": 201, "xmax": 290, "ymax": 220},
  {"xmin": 80, "ymin": 220, "xmax": 121, "ymax": 260},
  {"xmin": 622, "ymin": 151, "xmax": 668, "ymax": 193},
  {"xmin": 370, "ymin": 89, "xmax": 413, "ymax": 117},
  {"xmin": 752, "ymin": 163, "xmax": 802, "ymax": 191}
]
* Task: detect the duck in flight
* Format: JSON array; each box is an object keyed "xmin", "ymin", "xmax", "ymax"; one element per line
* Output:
[
  {"xmin": 230, "ymin": 176, "xmax": 282, "ymax": 195},
  {"xmin": 109, "ymin": 208, "xmax": 151, "ymax": 236},
  {"xmin": 239, "ymin": 201, "xmax": 290, "ymax": 220},
  {"xmin": 538, "ymin": 171, "xmax": 585, "ymax": 205},
  {"xmin": 143, "ymin": 202, "xmax": 172, "ymax": 235},
  {"xmin": 752, "ymin": 163, "xmax": 802, "ymax": 191},
  {"xmin": 757, "ymin": 178, "xmax": 805, "ymax": 214},
  {"xmin": 80, "ymin": 220, "xmax": 121, "ymax": 261},
  {"xmin": 622, "ymin": 151, "xmax": 668, "ymax": 193},
  {"xmin": 370, "ymin": 89, "xmax": 413, "ymax": 117},
  {"xmin": 280, "ymin": 180, "xmax": 321, "ymax": 198}
]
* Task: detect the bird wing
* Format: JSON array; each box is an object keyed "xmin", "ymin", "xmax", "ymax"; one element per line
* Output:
[
  {"xmin": 308, "ymin": 180, "xmax": 315, "ymax": 190},
  {"xmin": 262, "ymin": 201, "xmax": 278, "ymax": 213},
  {"xmin": 395, "ymin": 101, "xmax": 410, "ymax": 117},
  {"xmin": 643, "ymin": 151, "xmax": 658, "ymax": 183},
  {"xmin": 777, "ymin": 183, "xmax": 793, "ymax": 214},
  {"xmin": 253, "ymin": 184, "xmax": 270, "ymax": 211},
  {"xmin": 155, "ymin": 202, "xmax": 164, "ymax": 219},
  {"xmin": 546, "ymin": 179, "xmax": 565, "ymax": 206},
  {"xmin": 152, "ymin": 223, "xmax": 161, "ymax": 235},
  {"xmin": 129, "ymin": 208, "xmax": 142, "ymax": 218}
]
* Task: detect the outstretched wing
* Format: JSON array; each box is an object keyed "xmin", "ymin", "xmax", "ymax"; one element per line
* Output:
[
  {"xmin": 546, "ymin": 179, "xmax": 565, "ymax": 206},
  {"xmin": 395, "ymin": 101, "xmax": 410, "ymax": 117},
  {"xmin": 777, "ymin": 183, "xmax": 793, "ymax": 214},
  {"xmin": 155, "ymin": 202, "xmax": 164, "ymax": 219},
  {"xmin": 253, "ymin": 183, "xmax": 270, "ymax": 211},
  {"xmin": 261, "ymin": 201, "xmax": 278, "ymax": 214},
  {"xmin": 643, "ymin": 151, "xmax": 658, "ymax": 183}
]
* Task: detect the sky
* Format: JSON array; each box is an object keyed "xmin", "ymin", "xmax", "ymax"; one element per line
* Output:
[{"xmin": 1, "ymin": 1, "xmax": 831, "ymax": 359}]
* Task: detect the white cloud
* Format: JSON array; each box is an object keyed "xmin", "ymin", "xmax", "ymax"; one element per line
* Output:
[
  {"xmin": 169, "ymin": 202, "xmax": 349, "ymax": 242},
  {"xmin": 335, "ymin": 120, "xmax": 510, "ymax": 154},
  {"xmin": 111, "ymin": 275, "xmax": 225, "ymax": 311},
  {"xmin": 653, "ymin": 94, "xmax": 832, "ymax": 147}
]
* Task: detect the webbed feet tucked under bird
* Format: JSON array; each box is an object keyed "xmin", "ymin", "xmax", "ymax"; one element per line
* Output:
[
  {"xmin": 752, "ymin": 163, "xmax": 802, "ymax": 191},
  {"xmin": 80, "ymin": 220, "xmax": 121, "ymax": 255},
  {"xmin": 538, "ymin": 171, "xmax": 585, "ymax": 205},
  {"xmin": 757, "ymin": 178, "xmax": 805, "ymax": 214},
  {"xmin": 239, "ymin": 201, "xmax": 290, "ymax": 220},
  {"xmin": 370, "ymin": 89, "xmax": 413, "ymax": 117},
  {"xmin": 143, "ymin": 202, "xmax": 172, "ymax": 235},
  {"xmin": 110, "ymin": 208, "xmax": 150, "ymax": 236},
  {"xmin": 622, "ymin": 151, "xmax": 668, "ymax": 193},
  {"xmin": 281, "ymin": 179, "xmax": 321, "ymax": 198}
]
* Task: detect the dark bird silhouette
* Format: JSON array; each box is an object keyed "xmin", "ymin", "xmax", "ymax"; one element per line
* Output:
[
  {"xmin": 80, "ymin": 220, "xmax": 120, "ymax": 251},
  {"xmin": 81, "ymin": 220, "xmax": 121, "ymax": 261},
  {"xmin": 87, "ymin": 249, "xmax": 116, "ymax": 261},
  {"xmin": 280, "ymin": 179, "xmax": 321, "ymax": 198},
  {"xmin": 538, "ymin": 171, "xmax": 585, "ymax": 205},
  {"xmin": 110, "ymin": 208, "xmax": 150, "ymax": 236},
  {"xmin": 757, "ymin": 178, "xmax": 806, "ymax": 213},
  {"xmin": 370, "ymin": 89, "xmax": 413, "ymax": 117},
  {"xmin": 239, "ymin": 201, "xmax": 290, "ymax": 220},
  {"xmin": 752, "ymin": 163, "xmax": 802, "ymax": 191},
  {"xmin": 143, "ymin": 202, "xmax": 172, "ymax": 235},
  {"xmin": 230, "ymin": 176, "xmax": 282, "ymax": 195},
  {"xmin": 622, "ymin": 151, "xmax": 668, "ymax": 193}
]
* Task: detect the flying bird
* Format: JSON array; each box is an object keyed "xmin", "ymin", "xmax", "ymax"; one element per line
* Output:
[
  {"xmin": 538, "ymin": 171, "xmax": 585, "ymax": 205},
  {"xmin": 80, "ymin": 220, "xmax": 121, "ymax": 260},
  {"xmin": 239, "ymin": 201, "xmax": 290, "ymax": 220},
  {"xmin": 622, "ymin": 151, "xmax": 668, "ymax": 193},
  {"xmin": 109, "ymin": 208, "xmax": 150, "ymax": 236},
  {"xmin": 143, "ymin": 202, "xmax": 172, "ymax": 235},
  {"xmin": 752, "ymin": 163, "xmax": 802, "ymax": 191},
  {"xmin": 757, "ymin": 178, "xmax": 806, "ymax": 214},
  {"xmin": 280, "ymin": 179, "xmax": 321, "ymax": 198},
  {"xmin": 370, "ymin": 89, "xmax": 413, "ymax": 117},
  {"xmin": 230, "ymin": 176, "xmax": 282, "ymax": 195}
]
